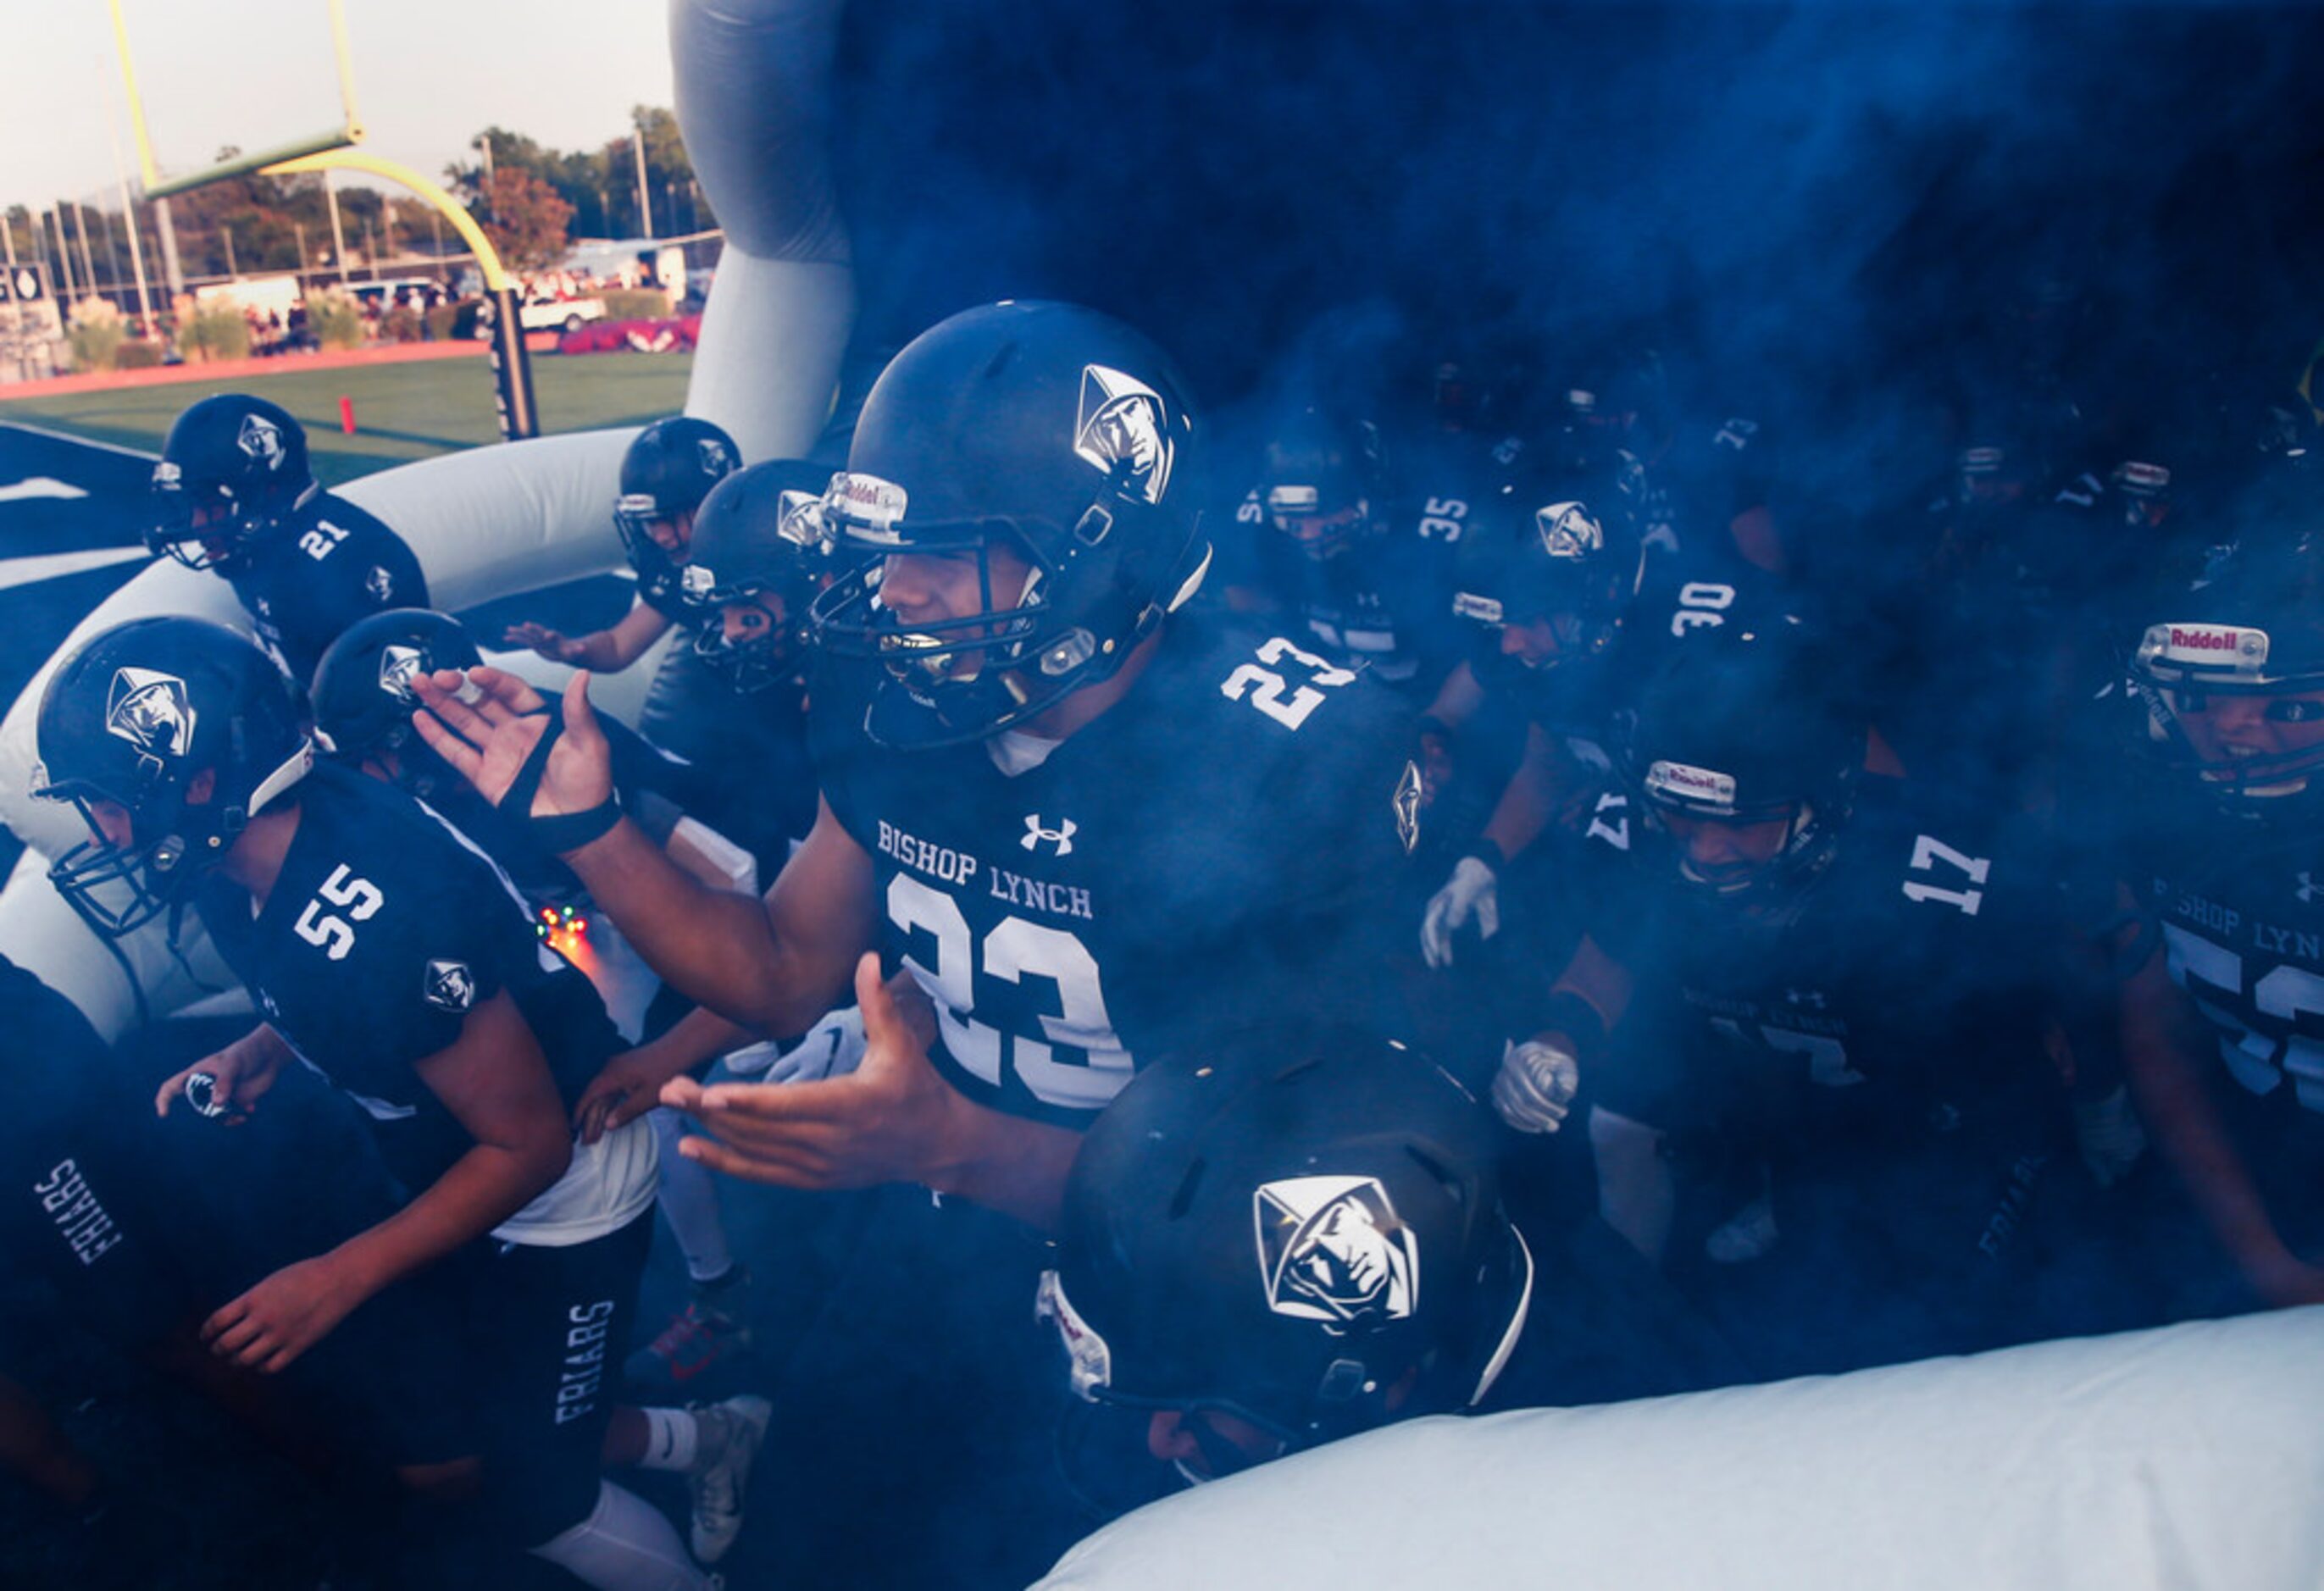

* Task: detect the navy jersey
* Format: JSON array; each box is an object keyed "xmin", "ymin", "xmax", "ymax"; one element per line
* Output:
[
  {"xmin": 228, "ymin": 493, "xmax": 427, "ymax": 684},
  {"xmin": 1637, "ymin": 413, "xmax": 1778, "ymax": 552},
  {"xmin": 1217, "ymin": 428, "xmax": 1510, "ymax": 690},
  {"xmin": 197, "ymin": 763, "xmax": 626, "ymax": 1196},
  {"xmin": 1577, "ymin": 779, "xmax": 2064, "ymax": 1150},
  {"xmin": 0, "ymin": 958, "xmax": 195, "ymax": 1333},
  {"xmin": 2121, "ymin": 795, "xmax": 2324, "ymax": 1180},
  {"xmin": 813, "ymin": 613, "xmax": 1425, "ymax": 1128}
]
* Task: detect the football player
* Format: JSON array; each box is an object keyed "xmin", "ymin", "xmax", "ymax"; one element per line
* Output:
[
  {"xmin": 1040, "ymin": 1031, "xmax": 1535, "ymax": 1499},
  {"xmin": 1415, "ymin": 470, "xmax": 1645, "ymax": 971},
  {"xmin": 504, "ymin": 415, "xmax": 740, "ymax": 681},
  {"xmin": 1217, "ymin": 404, "xmax": 1467, "ymax": 692},
  {"xmin": 1492, "ymin": 628, "xmax": 2081, "ymax": 1377},
  {"xmin": 35, "ymin": 618, "xmax": 763, "ymax": 1586},
  {"xmin": 412, "ymin": 300, "xmax": 1423, "ymax": 1220},
  {"xmin": 571, "ymin": 458, "xmax": 835, "ymax": 1395},
  {"xmin": 2095, "ymin": 536, "xmax": 2324, "ymax": 1311},
  {"xmin": 145, "ymin": 393, "xmax": 426, "ymax": 685},
  {"xmin": 410, "ymin": 300, "xmax": 1426, "ymax": 1589}
]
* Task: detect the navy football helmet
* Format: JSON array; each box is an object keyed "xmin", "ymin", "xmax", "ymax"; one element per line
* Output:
[
  {"xmin": 1615, "ymin": 627, "xmax": 1861, "ymax": 905},
  {"xmin": 678, "ymin": 459, "xmax": 834, "ymax": 694},
  {"xmin": 1041, "ymin": 1032, "xmax": 1534, "ymax": 1485},
  {"xmin": 35, "ymin": 618, "xmax": 312, "ymax": 936},
  {"xmin": 810, "ymin": 301, "xmax": 1211, "ymax": 748},
  {"xmin": 1253, "ymin": 407, "xmax": 1385, "ymax": 563},
  {"xmin": 1452, "ymin": 468, "xmax": 1645, "ymax": 690},
  {"xmin": 309, "ymin": 607, "xmax": 482, "ymax": 772},
  {"xmin": 147, "ymin": 395, "xmax": 317, "ymax": 570},
  {"xmin": 616, "ymin": 416, "xmax": 742, "ymax": 607},
  {"xmin": 2129, "ymin": 536, "xmax": 2324, "ymax": 807}
]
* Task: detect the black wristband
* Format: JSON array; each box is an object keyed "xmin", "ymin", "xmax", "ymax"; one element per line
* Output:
[
  {"xmin": 1417, "ymin": 714, "xmax": 1455, "ymax": 744},
  {"xmin": 1541, "ymin": 990, "xmax": 1607, "ymax": 1062},
  {"xmin": 499, "ymin": 708, "xmax": 620, "ymax": 853},
  {"xmin": 1463, "ymin": 836, "xmax": 1508, "ymax": 871},
  {"xmin": 530, "ymin": 797, "xmax": 623, "ymax": 854}
]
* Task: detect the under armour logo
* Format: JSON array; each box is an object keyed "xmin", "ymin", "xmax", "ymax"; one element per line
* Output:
[
  {"xmin": 2299, "ymin": 873, "xmax": 2318, "ymax": 906},
  {"xmin": 1784, "ymin": 988, "xmax": 1828, "ymax": 1010},
  {"xmin": 1022, "ymin": 815, "xmax": 1077, "ymax": 856}
]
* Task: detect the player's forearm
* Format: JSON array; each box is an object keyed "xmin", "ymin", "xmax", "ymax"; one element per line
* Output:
[
  {"xmin": 1550, "ymin": 933, "xmax": 1634, "ymax": 1034},
  {"xmin": 643, "ymin": 1006, "xmax": 762, "ymax": 1082},
  {"xmin": 564, "ymin": 820, "xmax": 808, "ymax": 1032},
  {"xmin": 568, "ymin": 629, "xmax": 631, "ymax": 673},
  {"xmin": 330, "ymin": 1134, "xmax": 572, "ymax": 1300},
  {"xmin": 928, "ymin": 1102, "xmax": 1084, "ymax": 1233},
  {"xmin": 2119, "ymin": 966, "xmax": 2293, "ymax": 1278},
  {"xmin": 1482, "ymin": 724, "xmax": 1561, "ymax": 862}
]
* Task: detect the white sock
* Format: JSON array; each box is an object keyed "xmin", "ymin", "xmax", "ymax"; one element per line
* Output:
[
  {"xmin": 529, "ymin": 1479, "xmax": 707, "ymax": 1591},
  {"xmin": 636, "ymin": 1406, "xmax": 702, "ymax": 1473},
  {"xmin": 650, "ymin": 1106, "xmax": 735, "ymax": 1283}
]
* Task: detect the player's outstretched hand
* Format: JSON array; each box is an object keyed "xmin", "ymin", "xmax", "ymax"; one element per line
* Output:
[
  {"xmin": 202, "ymin": 1256, "xmax": 361, "ymax": 1375},
  {"xmin": 153, "ymin": 1026, "xmax": 288, "ymax": 1123},
  {"xmin": 502, "ymin": 622, "xmax": 582, "ymax": 664},
  {"xmin": 662, "ymin": 954, "xmax": 961, "ymax": 1192},
  {"xmin": 410, "ymin": 667, "xmax": 613, "ymax": 819}
]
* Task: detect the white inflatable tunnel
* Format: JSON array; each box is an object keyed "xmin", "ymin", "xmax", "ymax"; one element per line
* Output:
[
  {"xmin": 0, "ymin": 0, "xmax": 853, "ymax": 1039},
  {"xmin": 1034, "ymin": 1309, "xmax": 2324, "ymax": 1591}
]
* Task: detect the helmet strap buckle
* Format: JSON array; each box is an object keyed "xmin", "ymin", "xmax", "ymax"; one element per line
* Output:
[{"xmin": 1073, "ymin": 502, "xmax": 1115, "ymax": 548}]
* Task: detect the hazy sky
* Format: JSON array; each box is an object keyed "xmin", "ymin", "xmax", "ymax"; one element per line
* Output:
[{"xmin": 4, "ymin": 0, "xmax": 675, "ymax": 211}]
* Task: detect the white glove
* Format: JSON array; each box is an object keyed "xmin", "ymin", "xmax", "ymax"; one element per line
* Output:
[
  {"xmin": 2072, "ymin": 1084, "xmax": 2148, "ymax": 1189},
  {"xmin": 1421, "ymin": 855, "xmax": 1500, "ymax": 969},
  {"xmin": 1491, "ymin": 1037, "xmax": 1579, "ymax": 1134},
  {"xmin": 761, "ymin": 1006, "xmax": 869, "ymax": 1085}
]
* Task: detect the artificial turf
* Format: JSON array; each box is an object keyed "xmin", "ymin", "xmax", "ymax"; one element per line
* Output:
[{"xmin": 0, "ymin": 351, "xmax": 696, "ymax": 484}]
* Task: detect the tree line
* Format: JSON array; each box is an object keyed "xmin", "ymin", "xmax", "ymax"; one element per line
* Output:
[{"xmin": 3, "ymin": 107, "xmax": 707, "ymax": 293}]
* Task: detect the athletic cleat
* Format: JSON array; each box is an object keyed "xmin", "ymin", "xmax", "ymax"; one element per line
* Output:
[
  {"xmin": 687, "ymin": 1394, "xmax": 773, "ymax": 1565},
  {"xmin": 627, "ymin": 1287, "xmax": 753, "ymax": 1393}
]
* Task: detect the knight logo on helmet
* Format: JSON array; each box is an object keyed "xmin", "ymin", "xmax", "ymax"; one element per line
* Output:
[
  {"xmin": 105, "ymin": 668, "xmax": 197, "ymax": 758},
  {"xmin": 1254, "ymin": 1175, "xmax": 1418, "ymax": 1328},
  {"xmin": 1075, "ymin": 365, "xmax": 1173, "ymax": 503},
  {"xmin": 1535, "ymin": 502, "xmax": 1604, "ymax": 561},
  {"xmin": 238, "ymin": 414, "xmax": 285, "ymax": 467},
  {"xmin": 376, "ymin": 645, "xmax": 425, "ymax": 702}
]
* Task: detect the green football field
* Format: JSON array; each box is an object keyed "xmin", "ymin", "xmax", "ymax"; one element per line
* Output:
[{"xmin": 0, "ymin": 352, "xmax": 696, "ymax": 486}]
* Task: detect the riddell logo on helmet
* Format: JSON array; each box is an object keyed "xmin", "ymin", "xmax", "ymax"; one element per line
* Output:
[
  {"xmin": 104, "ymin": 668, "xmax": 196, "ymax": 758},
  {"xmin": 1645, "ymin": 759, "xmax": 1738, "ymax": 808},
  {"xmin": 829, "ymin": 473, "xmax": 907, "ymax": 535},
  {"xmin": 2158, "ymin": 624, "xmax": 2268, "ymax": 667},
  {"xmin": 1075, "ymin": 365, "xmax": 1174, "ymax": 504},
  {"xmin": 1253, "ymin": 1174, "xmax": 1417, "ymax": 1328}
]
